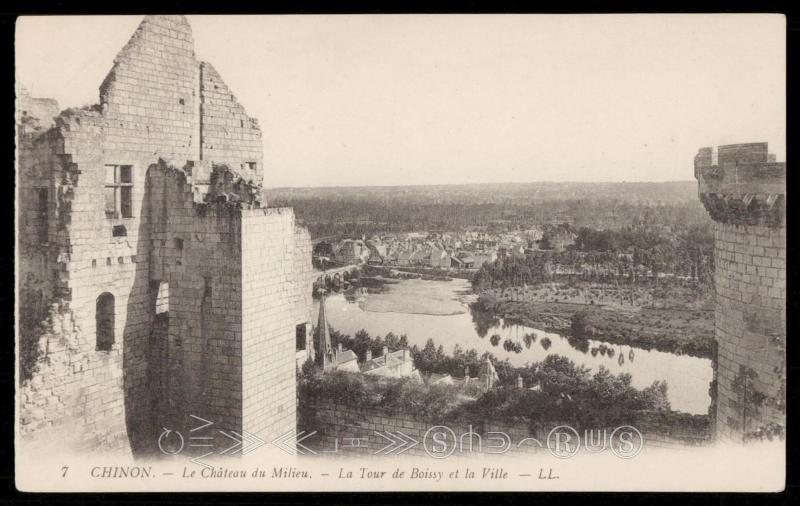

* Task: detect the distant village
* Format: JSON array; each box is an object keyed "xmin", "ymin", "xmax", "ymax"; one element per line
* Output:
[{"xmin": 315, "ymin": 225, "xmax": 579, "ymax": 271}]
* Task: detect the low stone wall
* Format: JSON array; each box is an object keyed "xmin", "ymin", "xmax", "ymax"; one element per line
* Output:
[{"xmin": 299, "ymin": 401, "xmax": 711, "ymax": 458}]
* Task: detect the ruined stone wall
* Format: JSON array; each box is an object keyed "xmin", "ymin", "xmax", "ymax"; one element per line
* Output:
[
  {"xmin": 18, "ymin": 14, "xmax": 309, "ymax": 457},
  {"xmin": 16, "ymin": 85, "xmax": 59, "ymax": 130},
  {"xmin": 17, "ymin": 128, "xmax": 61, "ymax": 331},
  {"xmin": 144, "ymin": 166, "xmax": 244, "ymax": 450},
  {"xmin": 17, "ymin": 111, "xmax": 138, "ymax": 454},
  {"xmin": 199, "ymin": 62, "xmax": 263, "ymax": 177},
  {"xmin": 695, "ymin": 143, "xmax": 786, "ymax": 443},
  {"xmin": 19, "ymin": 15, "xmax": 212, "ymax": 453},
  {"xmin": 18, "ymin": 302, "xmax": 130, "ymax": 455},
  {"xmin": 241, "ymin": 208, "xmax": 312, "ymax": 442},
  {"xmin": 133, "ymin": 166, "xmax": 311, "ymax": 451}
]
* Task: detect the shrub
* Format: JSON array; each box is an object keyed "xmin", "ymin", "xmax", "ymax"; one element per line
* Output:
[
  {"xmin": 571, "ymin": 311, "xmax": 594, "ymax": 337},
  {"xmin": 298, "ymin": 366, "xmax": 481, "ymax": 422}
]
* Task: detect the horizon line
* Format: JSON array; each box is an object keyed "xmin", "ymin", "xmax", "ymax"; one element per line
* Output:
[{"xmin": 264, "ymin": 180, "xmax": 697, "ymax": 191}]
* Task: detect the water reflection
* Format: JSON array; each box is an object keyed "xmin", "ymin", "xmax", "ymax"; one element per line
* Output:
[{"xmin": 314, "ymin": 277, "xmax": 712, "ymax": 414}]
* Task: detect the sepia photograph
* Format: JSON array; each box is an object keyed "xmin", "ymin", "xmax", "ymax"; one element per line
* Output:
[{"xmin": 14, "ymin": 13, "xmax": 786, "ymax": 492}]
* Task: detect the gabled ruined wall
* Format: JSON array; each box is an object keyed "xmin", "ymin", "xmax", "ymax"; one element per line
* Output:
[
  {"xmin": 199, "ymin": 62, "xmax": 263, "ymax": 180},
  {"xmin": 100, "ymin": 15, "xmax": 200, "ymax": 162}
]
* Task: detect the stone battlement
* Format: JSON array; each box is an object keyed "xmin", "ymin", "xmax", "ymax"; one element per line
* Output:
[{"xmin": 695, "ymin": 143, "xmax": 785, "ymax": 227}]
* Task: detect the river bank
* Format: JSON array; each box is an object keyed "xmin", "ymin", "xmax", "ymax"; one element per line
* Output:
[
  {"xmin": 319, "ymin": 277, "xmax": 713, "ymax": 414},
  {"xmin": 334, "ymin": 267, "xmax": 715, "ymax": 359},
  {"xmin": 476, "ymin": 294, "xmax": 715, "ymax": 359}
]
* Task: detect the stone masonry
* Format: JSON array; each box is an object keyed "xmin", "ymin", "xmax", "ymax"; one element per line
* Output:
[
  {"xmin": 694, "ymin": 142, "xmax": 786, "ymax": 443},
  {"xmin": 17, "ymin": 15, "xmax": 313, "ymax": 456},
  {"xmin": 301, "ymin": 402, "xmax": 711, "ymax": 457}
]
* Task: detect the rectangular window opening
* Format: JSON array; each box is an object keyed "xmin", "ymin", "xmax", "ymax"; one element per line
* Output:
[
  {"xmin": 202, "ymin": 277, "xmax": 213, "ymax": 299},
  {"xmin": 104, "ymin": 164, "xmax": 134, "ymax": 218},
  {"xmin": 296, "ymin": 324, "xmax": 307, "ymax": 352},
  {"xmin": 155, "ymin": 282, "xmax": 169, "ymax": 314}
]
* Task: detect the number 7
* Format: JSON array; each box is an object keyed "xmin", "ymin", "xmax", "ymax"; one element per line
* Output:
[{"xmin": 61, "ymin": 466, "xmax": 68, "ymax": 477}]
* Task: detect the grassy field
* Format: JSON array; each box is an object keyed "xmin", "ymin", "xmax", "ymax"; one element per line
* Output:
[{"xmin": 485, "ymin": 281, "xmax": 712, "ymax": 311}]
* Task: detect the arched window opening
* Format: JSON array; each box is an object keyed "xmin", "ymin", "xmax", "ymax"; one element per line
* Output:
[{"xmin": 96, "ymin": 292, "xmax": 115, "ymax": 351}]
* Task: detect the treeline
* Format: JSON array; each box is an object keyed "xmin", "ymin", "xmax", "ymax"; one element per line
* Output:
[
  {"xmin": 301, "ymin": 329, "xmax": 673, "ymax": 427},
  {"xmin": 574, "ymin": 224, "xmax": 714, "ymax": 278},
  {"xmin": 267, "ymin": 195, "xmax": 709, "ymax": 240},
  {"xmin": 470, "ymin": 354, "xmax": 671, "ymax": 427},
  {"xmin": 472, "ymin": 224, "xmax": 714, "ymax": 291},
  {"xmin": 325, "ymin": 327, "xmax": 668, "ymax": 408}
]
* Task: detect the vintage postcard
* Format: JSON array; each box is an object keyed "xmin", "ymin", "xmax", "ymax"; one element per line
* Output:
[{"xmin": 15, "ymin": 14, "xmax": 786, "ymax": 492}]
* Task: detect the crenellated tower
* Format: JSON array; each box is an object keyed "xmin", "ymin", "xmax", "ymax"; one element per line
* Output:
[{"xmin": 695, "ymin": 142, "xmax": 786, "ymax": 443}]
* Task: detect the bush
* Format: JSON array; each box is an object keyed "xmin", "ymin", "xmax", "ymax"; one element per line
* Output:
[
  {"xmin": 571, "ymin": 310, "xmax": 594, "ymax": 337},
  {"xmin": 298, "ymin": 366, "xmax": 482, "ymax": 422}
]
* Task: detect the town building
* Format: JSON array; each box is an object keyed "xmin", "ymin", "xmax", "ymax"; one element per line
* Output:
[
  {"xmin": 423, "ymin": 357, "xmax": 499, "ymax": 391},
  {"xmin": 471, "ymin": 250, "xmax": 498, "ymax": 267},
  {"xmin": 428, "ymin": 246, "xmax": 451, "ymax": 268},
  {"xmin": 332, "ymin": 343, "xmax": 361, "ymax": 372},
  {"xmin": 334, "ymin": 239, "xmax": 371, "ymax": 265},
  {"xmin": 366, "ymin": 240, "xmax": 387, "ymax": 265},
  {"xmin": 360, "ymin": 347, "xmax": 419, "ymax": 379}
]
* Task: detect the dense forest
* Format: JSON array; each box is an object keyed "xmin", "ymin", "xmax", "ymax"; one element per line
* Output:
[{"xmin": 265, "ymin": 182, "xmax": 709, "ymax": 239}]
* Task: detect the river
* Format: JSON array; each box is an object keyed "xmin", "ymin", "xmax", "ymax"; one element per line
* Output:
[{"xmin": 315, "ymin": 277, "xmax": 713, "ymax": 415}]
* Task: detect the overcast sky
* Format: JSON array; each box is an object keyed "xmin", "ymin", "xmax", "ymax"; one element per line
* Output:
[{"xmin": 16, "ymin": 15, "xmax": 785, "ymax": 188}]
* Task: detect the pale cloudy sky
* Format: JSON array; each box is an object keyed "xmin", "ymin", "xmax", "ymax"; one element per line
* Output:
[{"xmin": 16, "ymin": 15, "xmax": 785, "ymax": 188}]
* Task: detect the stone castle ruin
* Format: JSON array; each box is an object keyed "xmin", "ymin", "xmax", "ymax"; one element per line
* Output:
[
  {"xmin": 17, "ymin": 15, "xmax": 313, "ymax": 456},
  {"xmin": 695, "ymin": 142, "xmax": 786, "ymax": 442},
  {"xmin": 16, "ymin": 15, "xmax": 786, "ymax": 458}
]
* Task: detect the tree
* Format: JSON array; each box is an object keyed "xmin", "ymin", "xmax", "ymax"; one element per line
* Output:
[{"xmin": 571, "ymin": 311, "xmax": 594, "ymax": 338}]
